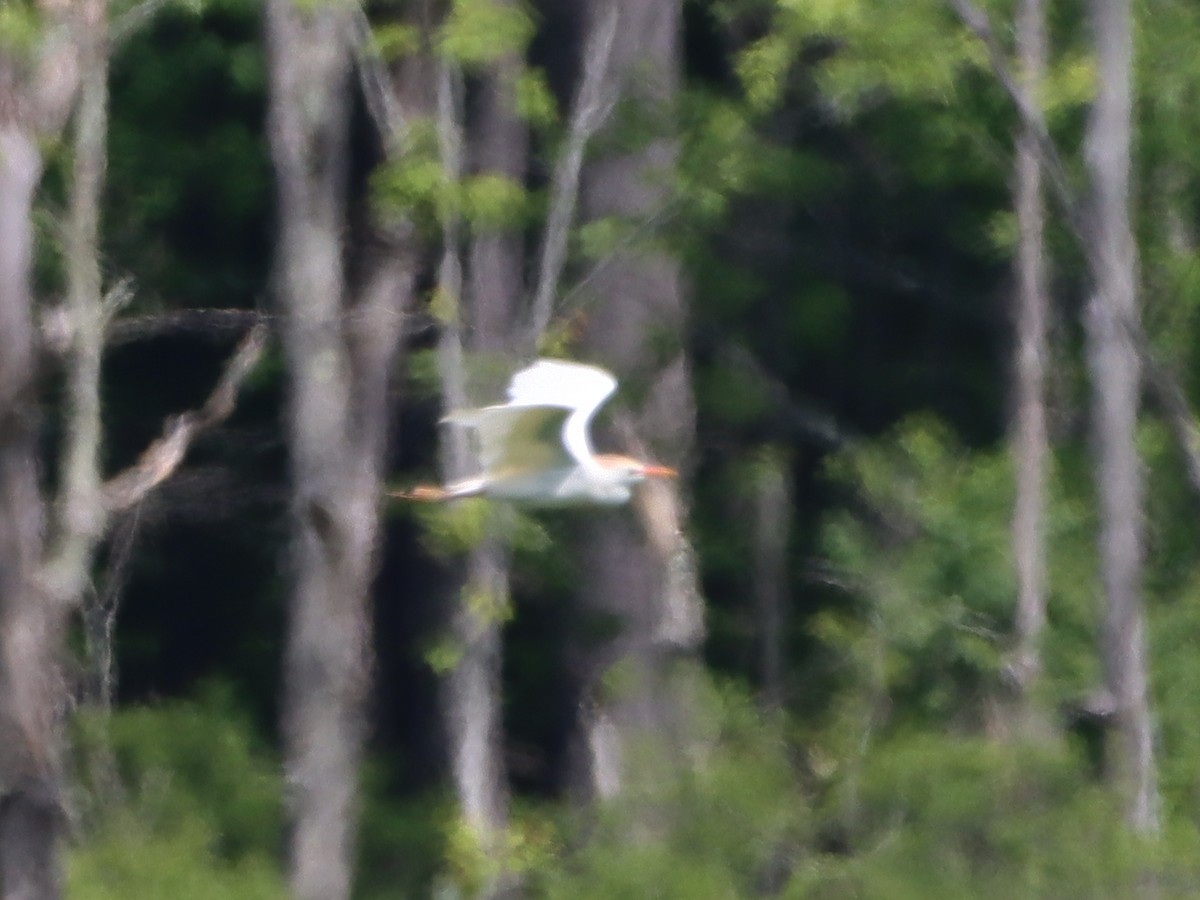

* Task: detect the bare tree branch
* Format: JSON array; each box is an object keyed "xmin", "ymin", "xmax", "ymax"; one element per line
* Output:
[
  {"xmin": 947, "ymin": 0, "xmax": 1084, "ymax": 238},
  {"xmin": 101, "ymin": 324, "xmax": 267, "ymax": 513},
  {"xmin": 525, "ymin": 4, "xmax": 620, "ymax": 352},
  {"xmin": 1138, "ymin": 336, "xmax": 1200, "ymax": 496},
  {"xmin": 719, "ymin": 343, "xmax": 851, "ymax": 449},
  {"xmin": 349, "ymin": 5, "xmax": 407, "ymax": 151},
  {"xmin": 41, "ymin": 305, "xmax": 266, "ymax": 355},
  {"xmin": 46, "ymin": 306, "xmax": 430, "ymax": 354},
  {"xmin": 104, "ymin": 307, "xmax": 267, "ymax": 347}
]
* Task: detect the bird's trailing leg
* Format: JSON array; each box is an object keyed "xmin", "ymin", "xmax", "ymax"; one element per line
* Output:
[{"xmin": 389, "ymin": 477, "xmax": 486, "ymax": 502}]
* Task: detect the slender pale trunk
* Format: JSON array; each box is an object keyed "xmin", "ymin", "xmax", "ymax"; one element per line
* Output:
[
  {"xmin": 432, "ymin": 56, "xmax": 516, "ymax": 885},
  {"xmin": 752, "ymin": 449, "xmax": 790, "ymax": 713},
  {"xmin": 267, "ymin": 4, "xmax": 411, "ymax": 896},
  {"xmin": 574, "ymin": 0, "xmax": 705, "ymax": 803},
  {"xmin": 1083, "ymin": 0, "xmax": 1158, "ymax": 834},
  {"xmin": 1009, "ymin": 0, "xmax": 1049, "ymax": 725},
  {"xmin": 442, "ymin": 11, "xmax": 530, "ymax": 888},
  {"xmin": 42, "ymin": 0, "xmax": 109, "ymax": 628}
]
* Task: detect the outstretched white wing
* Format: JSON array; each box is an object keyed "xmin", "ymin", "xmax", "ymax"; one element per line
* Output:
[
  {"xmin": 505, "ymin": 359, "xmax": 617, "ymax": 412},
  {"xmin": 446, "ymin": 359, "xmax": 618, "ymax": 478},
  {"xmin": 447, "ymin": 404, "xmax": 573, "ymax": 478},
  {"xmin": 507, "ymin": 360, "xmax": 616, "ymax": 472}
]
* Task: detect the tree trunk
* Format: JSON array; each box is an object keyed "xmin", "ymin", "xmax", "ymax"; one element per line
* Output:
[
  {"xmin": 1008, "ymin": 0, "xmax": 1050, "ymax": 729},
  {"xmin": 266, "ymin": 3, "xmax": 413, "ymax": 896},
  {"xmin": 0, "ymin": 7, "xmax": 81, "ymax": 897},
  {"xmin": 466, "ymin": 7, "xmax": 527, "ymax": 355},
  {"xmin": 0, "ymin": 127, "xmax": 63, "ymax": 900},
  {"xmin": 1083, "ymin": 0, "xmax": 1158, "ymax": 834},
  {"xmin": 44, "ymin": 0, "xmax": 109, "ymax": 627},
  {"xmin": 442, "ymin": 14, "xmax": 530, "ymax": 890},
  {"xmin": 572, "ymin": 0, "xmax": 706, "ymax": 804}
]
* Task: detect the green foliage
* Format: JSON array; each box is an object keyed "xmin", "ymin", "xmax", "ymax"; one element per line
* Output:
[
  {"xmin": 437, "ymin": 0, "xmax": 536, "ymax": 68},
  {"xmin": 461, "ymin": 173, "xmax": 530, "ymax": 231},
  {"xmin": 736, "ymin": 32, "xmax": 793, "ymax": 112},
  {"xmin": 442, "ymin": 807, "xmax": 557, "ymax": 896},
  {"xmin": 575, "ymin": 216, "xmax": 636, "ymax": 263},
  {"xmin": 67, "ymin": 689, "xmax": 285, "ymax": 899},
  {"xmin": 696, "ymin": 357, "xmax": 772, "ymax": 427},
  {"xmin": 464, "ymin": 578, "xmax": 514, "ymax": 626},
  {"xmin": 513, "ymin": 68, "xmax": 560, "ymax": 129},
  {"xmin": 790, "ymin": 735, "xmax": 1200, "ymax": 899},
  {"xmin": 371, "ymin": 117, "xmax": 456, "ymax": 230},
  {"xmin": 368, "ymin": 22, "xmax": 422, "ymax": 61},
  {"xmin": 814, "ymin": 416, "xmax": 1097, "ymax": 730},
  {"xmin": 423, "ymin": 634, "xmax": 465, "ymax": 675},
  {"xmin": 67, "ymin": 818, "xmax": 284, "ymax": 900},
  {"xmin": 413, "ymin": 497, "xmax": 494, "ymax": 557},
  {"xmin": 1042, "ymin": 50, "xmax": 1095, "ymax": 120},
  {"xmin": 532, "ymin": 683, "xmax": 808, "ymax": 899},
  {"xmin": 0, "ymin": 2, "xmax": 41, "ymax": 56},
  {"xmin": 105, "ymin": 0, "xmax": 269, "ymax": 306},
  {"xmin": 373, "ymin": 127, "xmax": 530, "ymax": 234},
  {"xmin": 356, "ymin": 785, "xmax": 451, "ymax": 900},
  {"xmin": 676, "ymin": 93, "xmax": 805, "ymax": 225},
  {"xmin": 404, "ymin": 347, "xmax": 444, "ymax": 399},
  {"xmin": 429, "ymin": 283, "xmax": 461, "ymax": 325},
  {"xmin": 743, "ymin": 0, "xmax": 984, "ymax": 114}
]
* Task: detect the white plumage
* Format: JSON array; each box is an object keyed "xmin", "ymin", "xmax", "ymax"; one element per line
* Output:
[{"xmin": 395, "ymin": 359, "xmax": 675, "ymax": 506}]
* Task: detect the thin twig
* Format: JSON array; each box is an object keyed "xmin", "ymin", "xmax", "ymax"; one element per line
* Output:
[
  {"xmin": 556, "ymin": 197, "xmax": 680, "ymax": 315},
  {"xmin": 83, "ymin": 503, "xmax": 143, "ymax": 710}
]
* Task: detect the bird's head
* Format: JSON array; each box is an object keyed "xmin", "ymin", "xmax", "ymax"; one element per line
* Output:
[{"xmin": 594, "ymin": 453, "xmax": 678, "ymax": 485}]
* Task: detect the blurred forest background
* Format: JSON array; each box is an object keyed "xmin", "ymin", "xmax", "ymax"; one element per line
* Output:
[{"xmin": 5, "ymin": 0, "xmax": 1200, "ymax": 896}]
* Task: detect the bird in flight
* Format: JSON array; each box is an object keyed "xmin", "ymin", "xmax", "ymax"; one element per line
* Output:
[{"xmin": 392, "ymin": 359, "xmax": 676, "ymax": 505}]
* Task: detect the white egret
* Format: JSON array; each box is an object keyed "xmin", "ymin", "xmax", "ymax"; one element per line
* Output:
[{"xmin": 393, "ymin": 359, "xmax": 676, "ymax": 505}]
